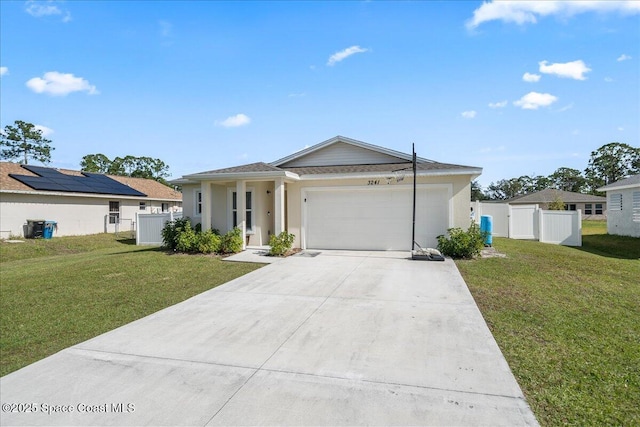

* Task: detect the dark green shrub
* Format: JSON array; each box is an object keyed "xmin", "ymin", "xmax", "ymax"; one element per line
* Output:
[
  {"xmin": 176, "ymin": 226, "xmax": 198, "ymax": 253},
  {"xmin": 219, "ymin": 227, "xmax": 243, "ymax": 254},
  {"xmin": 196, "ymin": 230, "xmax": 221, "ymax": 254},
  {"xmin": 161, "ymin": 217, "xmax": 192, "ymax": 251},
  {"xmin": 269, "ymin": 231, "xmax": 295, "ymax": 256},
  {"xmin": 436, "ymin": 223, "xmax": 486, "ymax": 259}
]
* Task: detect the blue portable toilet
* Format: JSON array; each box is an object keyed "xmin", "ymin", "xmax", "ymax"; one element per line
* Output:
[{"xmin": 480, "ymin": 215, "xmax": 493, "ymax": 246}]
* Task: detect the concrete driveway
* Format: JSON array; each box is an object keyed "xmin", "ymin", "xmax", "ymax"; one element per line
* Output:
[{"xmin": 1, "ymin": 251, "xmax": 538, "ymax": 426}]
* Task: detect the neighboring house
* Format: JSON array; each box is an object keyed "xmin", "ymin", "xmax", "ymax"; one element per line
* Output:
[
  {"xmin": 0, "ymin": 162, "xmax": 182, "ymax": 238},
  {"xmin": 597, "ymin": 175, "xmax": 640, "ymax": 238},
  {"xmin": 172, "ymin": 136, "xmax": 482, "ymax": 251},
  {"xmin": 505, "ymin": 188, "xmax": 607, "ymax": 220}
]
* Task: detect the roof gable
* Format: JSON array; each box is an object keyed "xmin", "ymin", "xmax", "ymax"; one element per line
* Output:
[
  {"xmin": 272, "ymin": 135, "xmax": 430, "ymax": 168},
  {"xmin": 597, "ymin": 174, "xmax": 640, "ymax": 191}
]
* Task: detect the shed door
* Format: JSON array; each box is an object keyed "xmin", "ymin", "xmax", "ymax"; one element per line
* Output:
[{"xmin": 304, "ymin": 186, "xmax": 449, "ymax": 250}]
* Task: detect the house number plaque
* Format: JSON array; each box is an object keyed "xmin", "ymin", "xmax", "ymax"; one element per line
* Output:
[{"xmin": 367, "ymin": 180, "xmax": 380, "ymax": 185}]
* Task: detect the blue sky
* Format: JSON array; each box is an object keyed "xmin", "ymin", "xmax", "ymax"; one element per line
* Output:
[{"xmin": 1, "ymin": 1, "xmax": 638, "ymax": 188}]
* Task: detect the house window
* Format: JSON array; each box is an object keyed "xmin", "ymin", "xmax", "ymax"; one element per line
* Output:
[
  {"xmin": 633, "ymin": 192, "xmax": 640, "ymax": 223},
  {"xmin": 109, "ymin": 201, "xmax": 120, "ymax": 224},
  {"xmin": 161, "ymin": 203, "xmax": 169, "ymax": 213},
  {"xmin": 195, "ymin": 190, "xmax": 202, "ymax": 216},
  {"xmin": 584, "ymin": 204, "xmax": 592, "ymax": 215},
  {"xmin": 139, "ymin": 202, "xmax": 146, "ymax": 211},
  {"xmin": 564, "ymin": 204, "xmax": 577, "ymax": 211},
  {"xmin": 232, "ymin": 190, "xmax": 253, "ymax": 231},
  {"xmin": 595, "ymin": 203, "xmax": 603, "ymax": 215},
  {"xmin": 610, "ymin": 194, "xmax": 622, "ymax": 211}
]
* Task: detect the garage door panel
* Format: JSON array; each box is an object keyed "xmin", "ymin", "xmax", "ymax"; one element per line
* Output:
[{"xmin": 305, "ymin": 187, "xmax": 449, "ymax": 251}]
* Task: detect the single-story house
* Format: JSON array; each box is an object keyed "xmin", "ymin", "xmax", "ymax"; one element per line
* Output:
[
  {"xmin": 0, "ymin": 162, "xmax": 182, "ymax": 238},
  {"xmin": 597, "ymin": 174, "xmax": 640, "ymax": 238},
  {"xmin": 505, "ymin": 188, "xmax": 607, "ymax": 219},
  {"xmin": 172, "ymin": 136, "xmax": 482, "ymax": 251}
]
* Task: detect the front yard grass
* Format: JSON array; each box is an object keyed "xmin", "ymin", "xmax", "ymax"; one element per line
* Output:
[
  {"xmin": 0, "ymin": 234, "xmax": 262, "ymax": 376},
  {"xmin": 456, "ymin": 222, "xmax": 639, "ymax": 426}
]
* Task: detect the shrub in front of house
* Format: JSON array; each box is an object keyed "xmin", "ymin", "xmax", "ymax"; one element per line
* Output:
[
  {"xmin": 269, "ymin": 231, "xmax": 295, "ymax": 256},
  {"xmin": 437, "ymin": 223, "xmax": 486, "ymax": 259},
  {"xmin": 161, "ymin": 217, "xmax": 192, "ymax": 251},
  {"xmin": 219, "ymin": 227, "xmax": 243, "ymax": 254}
]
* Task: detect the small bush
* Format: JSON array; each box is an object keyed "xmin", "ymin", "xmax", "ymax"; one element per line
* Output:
[
  {"xmin": 176, "ymin": 226, "xmax": 198, "ymax": 253},
  {"xmin": 196, "ymin": 230, "xmax": 221, "ymax": 254},
  {"xmin": 269, "ymin": 231, "xmax": 295, "ymax": 256},
  {"xmin": 219, "ymin": 227, "xmax": 243, "ymax": 254},
  {"xmin": 437, "ymin": 223, "xmax": 486, "ymax": 259},
  {"xmin": 161, "ymin": 217, "xmax": 192, "ymax": 251}
]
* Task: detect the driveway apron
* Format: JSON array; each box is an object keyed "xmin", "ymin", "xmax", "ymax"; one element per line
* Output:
[{"xmin": 0, "ymin": 251, "xmax": 538, "ymax": 426}]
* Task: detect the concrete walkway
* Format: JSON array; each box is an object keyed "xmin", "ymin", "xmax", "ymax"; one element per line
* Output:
[{"xmin": 1, "ymin": 251, "xmax": 538, "ymax": 426}]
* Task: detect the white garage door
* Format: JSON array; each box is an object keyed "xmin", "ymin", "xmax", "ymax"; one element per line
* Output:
[{"xmin": 304, "ymin": 186, "xmax": 449, "ymax": 250}]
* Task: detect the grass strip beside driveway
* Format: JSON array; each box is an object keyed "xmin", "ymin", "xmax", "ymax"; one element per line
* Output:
[
  {"xmin": 0, "ymin": 235, "xmax": 262, "ymax": 376},
  {"xmin": 456, "ymin": 224, "xmax": 639, "ymax": 426}
]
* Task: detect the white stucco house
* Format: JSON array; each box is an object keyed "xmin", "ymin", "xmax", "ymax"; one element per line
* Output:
[
  {"xmin": 505, "ymin": 188, "xmax": 607, "ymax": 220},
  {"xmin": 597, "ymin": 174, "xmax": 640, "ymax": 238},
  {"xmin": 172, "ymin": 136, "xmax": 482, "ymax": 251},
  {"xmin": 0, "ymin": 162, "xmax": 182, "ymax": 238}
]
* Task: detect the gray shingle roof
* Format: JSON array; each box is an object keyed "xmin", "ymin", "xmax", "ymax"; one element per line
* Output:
[
  {"xmin": 192, "ymin": 162, "xmax": 284, "ymax": 175},
  {"xmin": 285, "ymin": 161, "xmax": 476, "ymax": 176},
  {"xmin": 597, "ymin": 174, "xmax": 640, "ymax": 191},
  {"xmin": 507, "ymin": 188, "xmax": 605, "ymax": 204}
]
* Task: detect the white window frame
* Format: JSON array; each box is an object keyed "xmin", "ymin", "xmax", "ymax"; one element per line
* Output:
[
  {"xmin": 109, "ymin": 201, "xmax": 120, "ymax": 224},
  {"xmin": 194, "ymin": 190, "xmax": 202, "ymax": 217},
  {"xmin": 227, "ymin": 187, "xmax": 255, "ymax": 234},
  {"xmin": 595, "ymin": 203, "xmax": 603, "ymax": 215},
  {"xmin": 584, "ymin": 203, "xmax": 592, "ymax": 215},
  {"xmin": 139, "ymin": 202, "xmax": 146, "ymax": 211}
]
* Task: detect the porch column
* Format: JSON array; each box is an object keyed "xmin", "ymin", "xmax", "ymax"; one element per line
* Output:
[
  {"xmin": 201, "ymin": 181, "xmax": 213, "ymax": 230},
  {"xmin": 274, "ymin": 177, "xmax": 285, "ymax": 236},
  {"xmin": 236, "ymin": 180, "xmax": 246, "ymax": 250}
]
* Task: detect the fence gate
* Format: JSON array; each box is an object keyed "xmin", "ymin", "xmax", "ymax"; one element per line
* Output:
[{"xmin": 508, "ymin": 205, "xmax": 538, "ymax": 239}]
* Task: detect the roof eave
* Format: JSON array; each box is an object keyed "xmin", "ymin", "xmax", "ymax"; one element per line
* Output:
[
  {"xmin": 182, "ymin": 170, "xmax": 301, "ymax": 182},
  {"xmin": 0, "ymin": 189, "xmax": 181, "ymax": 201},
  {"xmin": 298, "ymin": 167, "xmax": 482, "ymax": 181},
  {"xmin": 597, "ymin": 183, "xmax": 640, "ymax": 192}
]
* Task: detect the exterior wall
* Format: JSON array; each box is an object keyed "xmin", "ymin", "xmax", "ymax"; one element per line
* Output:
[
  {"xmin": 0, "ymin": 193, "xmax": 178, "ymax": 238},
  {"xmin": 606, "ymin": 187, "xmax": 640, "ymax": 238}
]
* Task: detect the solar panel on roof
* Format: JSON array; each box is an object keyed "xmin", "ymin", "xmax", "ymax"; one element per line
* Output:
[{"xmin": 9, "ymin": 165, "xmax": 147, "ymax": 197}]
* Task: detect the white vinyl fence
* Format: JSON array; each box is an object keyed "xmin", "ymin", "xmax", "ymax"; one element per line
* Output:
[
  {"xmin": 136, "ymin": 211, "xmax": 183, "ymax": 246},
  {"xmin": 472, "ymin": 201, "xmax": 582, "ymax": 246}
]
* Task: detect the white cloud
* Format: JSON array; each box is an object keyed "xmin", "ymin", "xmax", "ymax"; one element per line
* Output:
[
  {"xmin": 618, "ymin": 127, "xmax": 624, "ymax": 131},
  {"xmin": 556, "ymin": 103, "xmax": 574, "ymax": 112},
  {"xmin": 539, "ymin": 60, "xmax": 591, "ymax": 80},
  {"xmin": 34, "ymin": 125, "xmax": 54, "ymax": 137},
  {"xmin": 513, "ymin": 92, "xmax": 558, "ymax": 110},
  {"xmin": 0, "ymin": 66, "xmax": 8, "ymax": 77},
  {"xmin": 488, "ymin": 100, "xmax": 508, "ymax": 108},
  {"xmin": 159, "ymin": 20, "xmax": 172, "ymax": 37},
  {"xmin": 617, "ymin": 54, "xmax": 632, "ymax": 61},
  {"xmin": 523, "ymin": 72, "xmax": 541, "ymax": 82},
  {"xmin": 604, "ymin": 77, "xmax": 614, "ymax": 82},
  {"xmin": 461, "ymin": 110, "xmax": 477, "ymax": 119},
  {"xmin": 26, "ymin": 71, "xmax": 99, "ymax": 96},
  {"xmin": 25, "ymin": 1, "xmax": 71, "ymax": 22},
  {"xmin": 288, "ymin": 92, "xmax": 306, "ymax": 98},
  {"xmin": 215, "ymin": 113, "xmax": 251, "ymax": 128},
  {"xmin": 467, "ymin": 1, "xmax": 640, "ymax": 30},
  {"xmin": 327, "ymin": 45, "xmax": 369, "ymax": 66}
]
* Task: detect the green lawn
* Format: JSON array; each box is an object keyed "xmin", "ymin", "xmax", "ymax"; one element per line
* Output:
[
  {"xmin": 0, "ymin": 234, "xmax": 262, "ymax": 376},
  {"xmin": 456, "ymin": 221, "xmax": 639, "ymax": 426}
]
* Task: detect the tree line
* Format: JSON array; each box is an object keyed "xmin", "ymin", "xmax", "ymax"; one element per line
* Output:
[
  {"xmin": 473, "ymin": 142, "xmax": 640, "ymax": 200},
  {"xmin": 0, "ymin": 120, "xmax": 170, "ymax": 186}
]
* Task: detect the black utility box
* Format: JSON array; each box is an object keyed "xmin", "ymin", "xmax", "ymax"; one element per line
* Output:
[{"xmin": 26, "ymin": 220, "xmax": 45, "ymax": 238}]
